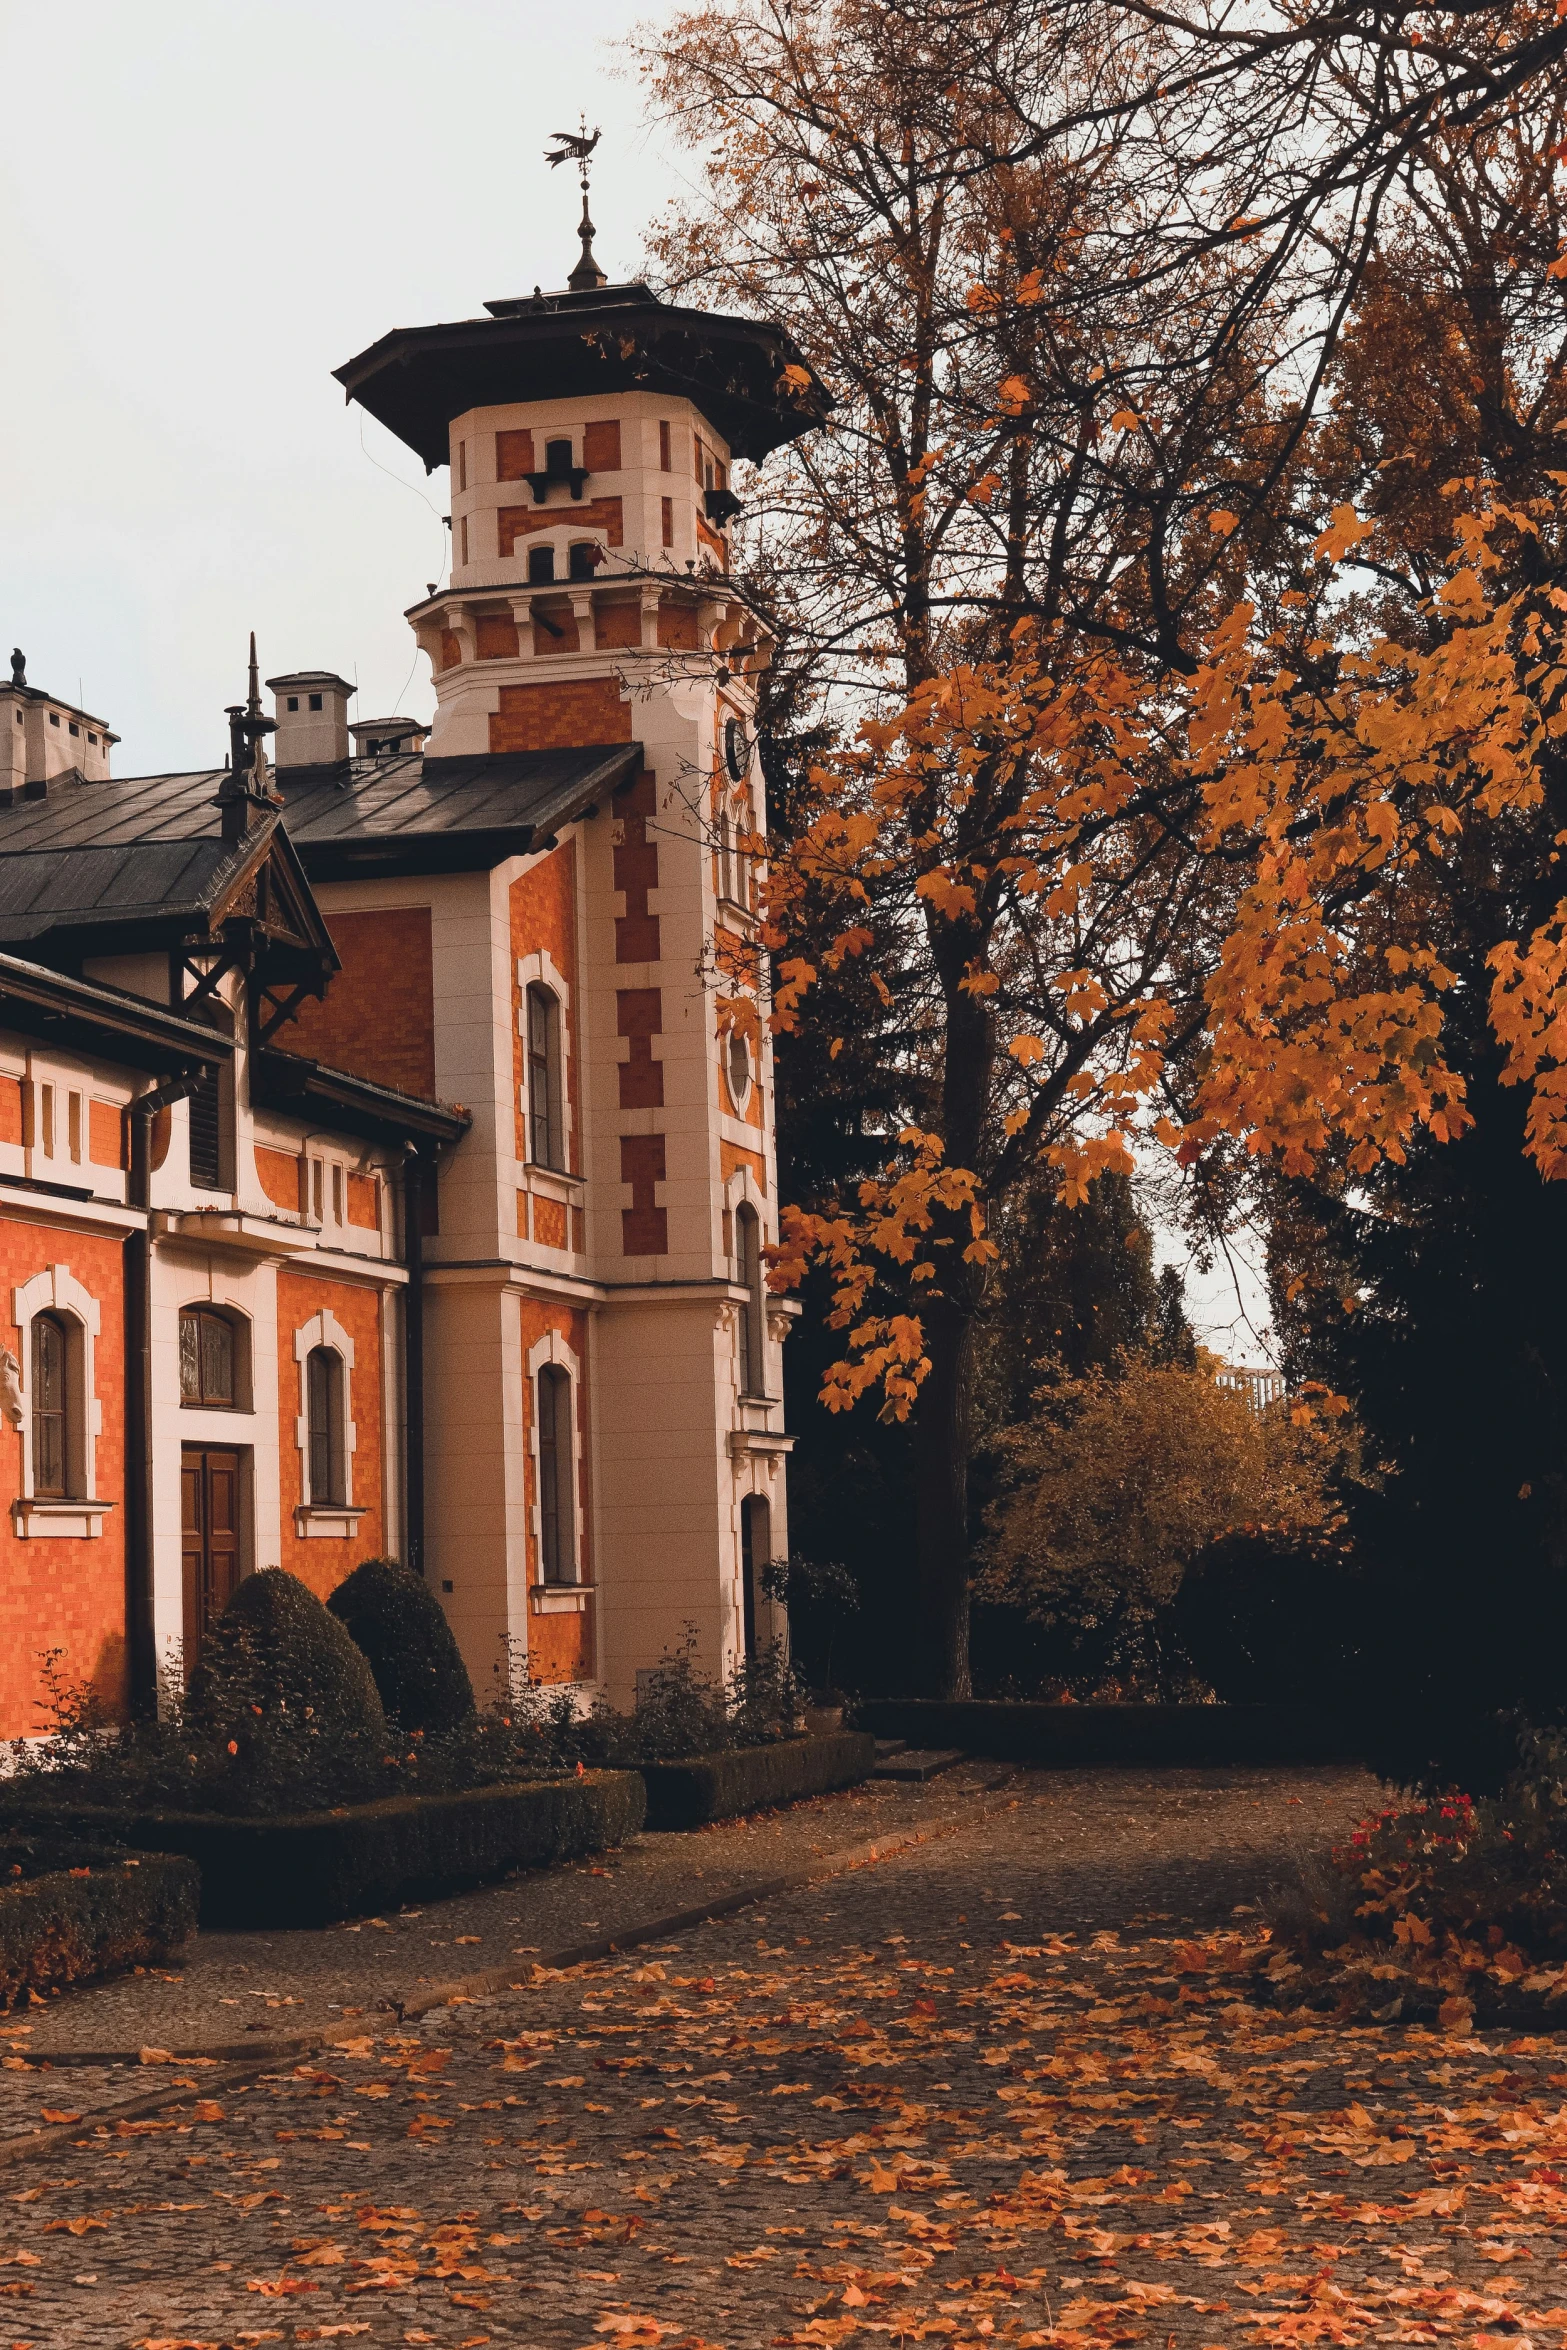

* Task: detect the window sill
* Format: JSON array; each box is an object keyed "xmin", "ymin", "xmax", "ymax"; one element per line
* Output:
[
  {"xmin": 524, "ymin": 1162, "xmax": 584, "ymax": 1194},
  {"xmin": 530, "ymin": 1584, "xmax": 593, "ymax": 1614},
  {"xmin": 13, "ymin": 1498, "xmax": 113, "ymax": 1540},
  {"xmin": 294, "ymin": 1504, "xmax": 366, "ymax": 1539}
]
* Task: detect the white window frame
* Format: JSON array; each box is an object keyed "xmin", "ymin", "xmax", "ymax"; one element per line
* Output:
[
  {"xmin": 10, "ymin": 1263, "xmax": 109, "ymax": 1538},
  {"xmin": 516, "ymin": 947, "xmax": 575, "ymax": 1179},
  {"xmin": 292, "ymin": 1307, "xmax": 364, "ymax": 1538},
  {"xmin": 526, "ymin": 1328, "xmax": 587, "ymax": 1610}
]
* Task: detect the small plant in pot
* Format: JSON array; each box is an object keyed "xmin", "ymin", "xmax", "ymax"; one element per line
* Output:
[{"xmin": 759, "ymin": 1554, "xmax": 859, "ymax": 1730}]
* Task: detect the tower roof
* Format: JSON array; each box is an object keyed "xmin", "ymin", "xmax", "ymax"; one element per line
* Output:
[{"xmin": 333, "ymin": 280, "xmax": 830, "ymax": 471}]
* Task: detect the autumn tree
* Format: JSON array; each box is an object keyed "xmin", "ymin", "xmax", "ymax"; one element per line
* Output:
[
  {"xmin": 640, "ymin": 0, "xmax": 1567, "ymax": 1695},
  {"xmin": 976, "ymin": 1359, "xmax": 1339, "ymax": 1685}
]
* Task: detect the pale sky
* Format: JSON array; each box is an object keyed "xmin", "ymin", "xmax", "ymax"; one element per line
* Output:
[
  {"xmin": 2, "ymin": 0, "xmax": 1274, "ymax": 1366},
  {"xmin": 1, "ymin": 0, "xmax": 683, "ymax": 771}
]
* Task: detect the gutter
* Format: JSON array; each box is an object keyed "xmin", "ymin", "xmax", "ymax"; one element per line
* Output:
[{"xmin": 124, "ymin": 1066, "xmax": 215, "ymax": 1711}]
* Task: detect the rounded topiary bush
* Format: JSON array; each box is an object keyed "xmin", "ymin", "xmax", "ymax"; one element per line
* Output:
[
  {"xmin": 327, "ymin": 1557, "xmax": 475, "ymax": 1732},
  {"xmin": 187, "ymin": 1569, "xmax": 387, "ymax": 1813}
]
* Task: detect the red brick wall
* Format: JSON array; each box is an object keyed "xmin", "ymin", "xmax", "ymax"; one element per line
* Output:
[
  {"xmin": 477, "ymin": 613, "xmax": 520, "ymax": 661},
  {"xmin": 498, "ymin": 498, "xmax": 623, "ymax": 556},
  {"xmin": 255, "ymin": 1145, "xmax": 303, "ymax": 1213},
  {"xmin": 510, "ymin": 841, "xmax": 579, "ymax": 1174},
  {"xmin": 517, "ymin": 1297, "xmax": 593, "ymax": 1684},
  {"xmin": 284, "ymin": 908, "xmax": 437, "ymax": 1102},
  {"xmin": 620, "ymin": 1132, "xmax": 667, "ymax": 1256},
  {"xmin": 276, "ymin": 1271, "xmax": 386, "ymax": 1600},
  {"xmin": 0, "ymin": 1080, "xmax": 22, "ymax": 1147},
  {"xmin": 490, "ymin": 681, "xmax": 629, "ymax": 754},
  {"xmin": 532, "ymin": 1196, "xmax": 568, "ymax": 1248},
  {"xmin": 614, "ymin": 770, "xmax": 660, "ymax": 964},
  {"xmin": 346, "ymin": 1174, "xmax": 379, "ymax": 1232},
  {"xmin": 0, "ymin": 1221, "xmax": 127, "ymax": 1737},
  {"xmin": 594, "ymin": 600, "xmax": 642, "ymax": 650},
  {"xmin": 496, "ymin": 428, "xmax": 535, "ymax": 480},
  {"xmin": 657, "ymin": 600, "xmax": 699, "ymax": 650},
  {"xmin": 617, "ymin": 988, "xmax": 663, "ymax": 1109},
  {"xmin": 721, "ymin": 1138, "xmax": 767, "ymax": 1195},
  {"xmin": 583, "ymin": 420, "xmax": 621, "ymax": 472},
  {"xmin": 88, "ymin": 1099, "xmax": 123, "ymax": 1169}
]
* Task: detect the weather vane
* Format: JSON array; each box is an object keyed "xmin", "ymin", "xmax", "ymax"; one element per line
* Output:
[{"xmin": 545, "ymin": 117, "xmax": 607, "ymax": 292}]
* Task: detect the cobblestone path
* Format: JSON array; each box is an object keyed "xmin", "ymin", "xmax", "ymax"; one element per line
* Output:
[{"xmin": 7, "ymin": 1764, "xmax": 1567, "ymax": 2350}]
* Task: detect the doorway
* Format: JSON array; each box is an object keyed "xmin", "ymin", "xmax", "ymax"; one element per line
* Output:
[
  {"xmin": 181, "ymin": 1447, "xmax": 243, "ymax": 1669},
  {"xmin": 740, "ymin": 1492, "xmax": 771, "ymax": 1663}
]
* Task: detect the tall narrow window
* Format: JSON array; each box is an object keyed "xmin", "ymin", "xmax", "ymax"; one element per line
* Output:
[
  {"xmin": 740, "ymin": 1492, "xmax": 770, "ymax": 1662},
  {"xmin": 188, "ymin": 1068, "xmax": 224, "ymax": 1189},
  {"xmin": 661, "ymin": 496, "xmax": 674, "ymax": 548},
  {"xmin": 527, "ymin": 543, "xmax": 555, "ymax": 585},
  {"xmin": 537, "ymin": 1364, "xmax": 575, "ymax": 1583},
  {"xmin": 735, "ymin": 1203, "xmax": 766, "ymax": 1396},
  {"xmin": 526, "ymin": 984, "xmax": 564, "ymax": 1170},
  {"xmin": 659, "ymin": 420, "xmax": 672, "ymax": 471},
  {"xmin": 32, "ymin": 1312, "xmax": 68, "ymax": 1498},
  {"xmin": 179, "ymin": 1306, "xmax": 238, "ymax": 1407},
  {"xmin": 306, "ymin": 1347, "xmax": 345, "ymax": 1505}
]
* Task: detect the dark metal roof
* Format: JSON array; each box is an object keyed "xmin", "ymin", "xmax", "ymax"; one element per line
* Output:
[
  {"xmin": 0, "ymin": 949, "xmax": 233, "ymax": 1075},
  {"xmin": 252, "ymin": 1048, "xmax": 469, "ymax": 1148},
  {"xmin": 333, "ymin": 279, "xmax": 831, "ymax": 470},
  {"xmin": 0, "ymin": 743, "xmax": 641, "ymax": 888}
]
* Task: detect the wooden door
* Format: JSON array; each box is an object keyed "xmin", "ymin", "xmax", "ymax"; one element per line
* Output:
[{"xmin": 181, "ymin": 1447, "xmax": 243, "ymax": 1669}]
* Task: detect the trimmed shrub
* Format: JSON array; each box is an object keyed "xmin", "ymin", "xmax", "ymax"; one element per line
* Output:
[
  {"xmin": 0, "ymin": 1774, "xmax": 646, "ymax": 1929},
  {"xmin": 856, "ymin": 1698, "xmax": 1354, "ymax": 1766},
  {"xmin": 641, "ymin": 1732, "xmax": 875, "ymax": 1830},
  {"xmin": 328, "ymin": 1558, "xmax": 474, "ymax": 1732},
  {"xmin": 182, "ymin": 1568, "xmax": 387, "ymax": 1814},
  {"xmin": 0, "ymin": 1837, "xmax": 198, "ymax": 2008}
]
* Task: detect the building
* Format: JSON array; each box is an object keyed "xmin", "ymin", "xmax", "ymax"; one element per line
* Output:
[{"xmin": 0, "ymin": 232, "xmax": 827, "ymax": 1736}]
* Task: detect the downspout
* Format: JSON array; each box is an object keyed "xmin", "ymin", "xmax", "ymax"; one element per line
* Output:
[
  {"xmin": 401, "ymin": 1145, "xmax": 426, "ymax": 1577},
  {"xmin": 124, "ymin": 1067, "xmax": 209, "ymax": 1713}
]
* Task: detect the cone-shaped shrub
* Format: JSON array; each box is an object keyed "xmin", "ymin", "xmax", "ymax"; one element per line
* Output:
[
  {"xmin": 186, "ymin": 1569, "xmax": 387, "ymax": 1813},
  {"xmin": 328, "ymin": 1557, "xmax": 475, "ymax": 1732}
]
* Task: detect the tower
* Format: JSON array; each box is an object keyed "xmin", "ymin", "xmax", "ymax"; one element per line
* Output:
[{"xmin": 325, "ymin": 231, "xmax": 829, "ymax": 1698}]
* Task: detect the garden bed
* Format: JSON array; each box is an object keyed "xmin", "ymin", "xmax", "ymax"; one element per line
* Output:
[
  {"xmin": 640, "ymin": 1732, "xmax": 876, "ymax": 1830},
  {"xmin": 0, "ymin": 1772, "xmax": 645, "ymax": 1929},
  {"xmin": 859, "ymin": 1698, "xmax": 1354, "ymax": 1766},
  {"xmin": 0, "ymin": 1836, "xmax": 198, "ymax": 2005}
]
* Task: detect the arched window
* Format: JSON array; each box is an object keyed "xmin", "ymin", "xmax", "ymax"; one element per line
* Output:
[
  {"xmin": 306, "ymin": 1346, "xmax": 346, "ymax": 1506},
  {"xmin": 179, "ymin": 1305, "xmax": 243, "ymax": 1408},
  {"xmin": 31, "ymin": 1312, "xmax": 69, "ymax": 1498},
  {"xmin": 527, "ymin": 543, "xmax": 555, "ymax": 585},
  {"xmin": 526, "ymin": 984, "xmax": 564, "ymax": 1171},
  {"xmin": 536, "ymin": 1363, "xmax": 576, "ymax": 1584},
  {"xmin": 735, "ymin": 1202, "xmax": 767, "ymax": 1398}
]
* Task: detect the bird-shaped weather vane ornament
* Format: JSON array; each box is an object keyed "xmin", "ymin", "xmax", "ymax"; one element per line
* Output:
[{"xmin": 546, "ymin": 117, "xmax": 607, "ymax": 292}]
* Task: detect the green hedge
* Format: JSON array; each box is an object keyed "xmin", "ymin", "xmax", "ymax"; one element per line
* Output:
[
  {"xmin": 856, "ymin": 1699, "xmax": 1355, "ymax": 1765},
  {"xmin": 0, "ymin": 1772, "xmax": 645, "ymax": 1930},
  {"xmin": 640, "ymin": 1732, "xmax": 876, "ymax": 1831},
  {"xmin": 0, "ymin": 1837, "xmax": 198, "ymax": 2008}
]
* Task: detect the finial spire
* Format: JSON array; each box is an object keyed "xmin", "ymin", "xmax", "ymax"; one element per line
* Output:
[
  {"xmin": 218, "ymin": 632, "xmax": 280, "ymax": 840},
  {"xmin": 545, "ymin": 117, "xmax": 606, "ymax": 292}
]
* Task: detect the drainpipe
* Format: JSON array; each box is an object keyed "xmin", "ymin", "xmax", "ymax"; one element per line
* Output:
[
  {"xmin": 124, "ymin": 1067, "xmax": 209, "ymax": 1713},
  {"xmin": 401, "ymin": 1146, "xmax": 426, "ymax": 1577}
]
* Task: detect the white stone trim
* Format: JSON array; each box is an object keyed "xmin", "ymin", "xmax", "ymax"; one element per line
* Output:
[
  {"xmin": 11, "ymin": 1263, "xmax": 104, "ymax": 1523},
  {"xmin": 292, "ymin": 1307, "xmax": 358, "ymax": 1515},
  {"xmin": 525, "ymin": 1328, "xmax": 585, "ymax": 1588}
]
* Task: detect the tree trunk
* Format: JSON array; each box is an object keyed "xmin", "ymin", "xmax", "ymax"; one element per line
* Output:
[{"xmin": 910, "ymin": 1295, "xmax": 975, "ymax": 1697}]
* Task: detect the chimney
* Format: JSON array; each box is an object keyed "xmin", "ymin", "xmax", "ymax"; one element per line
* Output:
[
  {"xmin": 267, "ymin": 670, "xmax": 354, "ymax": 767},
  {"xmin": 349, "ymin": 715, "xmax": 430, "ymax": 761},
  {"xmin": 1, "ymin": 650, "xmax": 117, "ymax": 800}
]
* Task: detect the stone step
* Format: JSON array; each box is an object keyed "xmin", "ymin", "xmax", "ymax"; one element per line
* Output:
[
  {"xmin": 873, "ymin": 1739, "xmax": 909, "ymax": 1759},
  {"xmin": 872, "ymin": 1746, "xmax": 967, "ymax": 1781}
]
